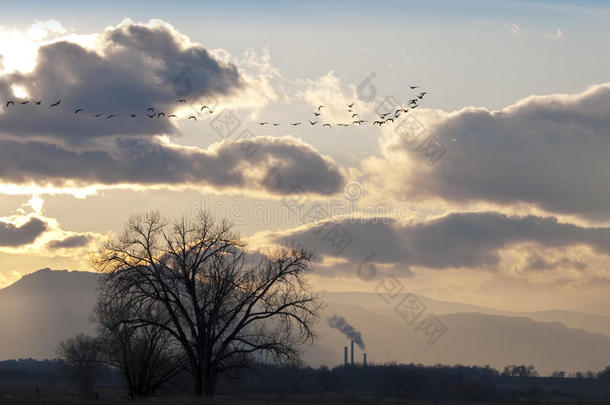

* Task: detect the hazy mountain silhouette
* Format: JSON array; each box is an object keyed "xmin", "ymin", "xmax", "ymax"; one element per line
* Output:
[
  {"xmin": 321, "ymin": 291, "xmax": 610, "ymax": 337},
  {"xmin": 3, "ymin": 269, "xmax": 610, "ymax": 374},
  {"xmin": 0, "ymin": 268, "xmax": 98, "ymax": 359}
]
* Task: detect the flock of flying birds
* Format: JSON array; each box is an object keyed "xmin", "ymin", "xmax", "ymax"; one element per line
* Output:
[{"xmin": 2, "ymin": 85, "xmax": 427, "ymax": 128}]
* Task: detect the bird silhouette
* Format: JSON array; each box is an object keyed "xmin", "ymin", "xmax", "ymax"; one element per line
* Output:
[
  {"xmin": 373, "ymin": 120, "xmax": 384, "ymax": 126},
  {"xmin": 157, "ymin": 113, "xmax": 165, "ymax": 119},
  {"xmin": 188, "ymin": 115, "xmax": 197, "ymax": 120},
  {"xmin": 317, "ymin": 105, "xmax": 324, "ymax": 111},
  {"xmin": 272, "ymin": 123, "xmax": 280, "ymax": 126},
  {"xmin": 130, "ymin": 114, "xmax": 137, "ymax": 118},
  {"xmin": 34, "ymin": 100, "xmax": 42, "ymax": 105},
  {"xmin": 107, "ymin": 114, "xmax": 115, "ymax": 119},
  {"xmin": 290, "ymin": 122, "xmax": 301, "ymax": 126},
  {"xmin": 417, "ymin": 92, "xmax": 427, "ymax": 99},
  {"xmin": 177, "ymin": 99, "xmax": 186, "ymax": 103},
  {"xmin": 147, "ymin": 113, "xmax": 155, "ymax": 118},
  {"xmin": 323, "ymin": 123, "xmax": 332, "ymax": 128},
  {"xmin": 314, "ymin": 112, "xmax": 321, "ymax": 116},
  {"xmin": 50, "ymin": 100, "xmax": 61, "ymax": 107},
  {"xmin": 6, "ymin": 101, "xmax": 14, "ymax": 107},
  {"xmin": 258, "ymin": 122, "xmax": 269, "ymax": 126},
  {"xmin": 409, "ymin": 85, "xmax": 419, "ymax": 89},
  {"xmin": 168, "ymin": 114, "xmax": 177, "ymax": 118},
  {"xmin": 200, "ymin": 105, "xmax": 209, "ymax": 111},
  {"xmin": 352, "ymin": 113, "xmax": 359, "ymax": 118},
  {"xmin": 20, "ymin": 101, "xmax": 29, "ymax": 105},
  {"xmin": 95, "ymin": 113, "xmax": 103, "ymax": 118},
  {"xmin": 147, "ymin": 107, "xmax": 154, "ymax": 113},
  {"xmin": 74, "ymin": 109, "xmax": 83, "ymax": 114},
  {"xmin": 309, "ymin": 120, "xmax": 318, "ymax": 125},
  {"xmin": 347, "ymin": 103, "xmax": 354, "ymax": 108}
]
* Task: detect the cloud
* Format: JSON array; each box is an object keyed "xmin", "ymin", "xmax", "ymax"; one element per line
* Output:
[
  {"xmin": 0, "ymin": 217, "xmax": 48, "ymax": 247},
  {"xmin": 257, "ymin": 211, "xmax": 610, "ymax": 276},
  {"xmin": 523, "ymin": 253, "xmax": 587, "ymax": 272},
  {"xmin": 370, "ymin": 83, "xmax": 610, "ymax": 220},
  {"xmin": 506, "ymin": 23, "xmax": 523, "ymax": 36},
  {"xmin": 0, "ymin": 21, "xmax": 344, "ymax": 196},
  {"xmin": 545, "ymin": 28, "xmax": 563, "ymax": 40},
  {"xmin": 0, "ymin": 19, "xmax": 243, "ymax": 143},
  {"xmin": 0, "ymin": 135, "xmax": 344, "ymax": 196},
  {"xmin": 47, "ymin": 234, "xmax": 92, "ymax": 250}
]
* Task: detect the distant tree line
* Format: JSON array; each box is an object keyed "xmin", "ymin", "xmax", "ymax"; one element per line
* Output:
[{"xmin": 7, "ymin": 358, "xmax": 610, "ymax": 402}]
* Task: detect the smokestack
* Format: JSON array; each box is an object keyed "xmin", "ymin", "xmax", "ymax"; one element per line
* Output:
[
  {"xmin": 351, "ymin": 340, "xmax": 354, "ymax": 365},
  {"xmin": 363, "ymin": 353, "xmax": 367, "ymax": 367},
  {"xmin": 344, "ymin": 346, "xmax": 348, "ymax": 366}
]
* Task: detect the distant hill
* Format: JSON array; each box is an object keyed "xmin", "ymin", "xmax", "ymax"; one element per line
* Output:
[
  {"xmin": 3, "ymin": 269, "xmax": 610, "ymax": 374},
  {"xmin": 321, "ymin": 291, "xmax": 610, "ymax": 337},
  {"xmin": 306, "ymin": 300, "xmax": 610, "ymax": 374},
  {"xmin": 0, "ymin": 268, "xmax": 99, "ymax": 359}
]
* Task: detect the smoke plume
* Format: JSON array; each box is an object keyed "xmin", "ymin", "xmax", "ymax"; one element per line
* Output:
[{"xmin": 327, "ymin": 314, "xmax": 365, "ymax": 349}]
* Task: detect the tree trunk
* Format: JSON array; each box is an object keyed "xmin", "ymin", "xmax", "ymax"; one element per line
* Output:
[
  {"xmin": 193, "ymin": 367, "xmax": 203, "ymax": 396},
  {"xmin": 203, "ymin": 372, "xmax": 215, "ymax": 398}
]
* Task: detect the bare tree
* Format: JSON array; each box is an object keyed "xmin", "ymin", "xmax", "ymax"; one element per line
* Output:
[
  {"xmin": 56, "ymin": 334, "xmax": 102, "ymax": 398},
  {"xmin": 92, "ymin": 211, "xmax": 321, "ymax": 397},
  {"xmin": 93, "ymin": 285, "xmax": 184, "ymax": 398}
]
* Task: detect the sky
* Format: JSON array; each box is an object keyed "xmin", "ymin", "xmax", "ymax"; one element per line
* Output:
[{"xmin": 2, "ymin": 0, "xmax": 610, "ymax": 314}]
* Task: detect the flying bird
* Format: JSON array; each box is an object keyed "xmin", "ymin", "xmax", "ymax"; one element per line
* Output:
[
  {"xmin": 50, "ymin": 100, "xmax": 61, "ymax": 107},
  {"xmin": 290, "ymin": 122, "xmax": 301, "ymax": 126},
  {"xmin": 323, "ymin": 123, "xmax": 332, "ymax": 128},
  {"xmin": 352, "ymin": 113, "xmax": 359, "ymax": 118},
  {"xmin": 258, "ymin": 122, "xmax": 269, "ymax": 125},
  {"xmin": 147, "ymin": 113, "xmax": 155, "ymax": 118},
  {"xmin": 74, "ymin": 109, "xmax": 83, "ymax": 114},
  {"xmin": 314, "ymin": 112, "xmax": 321, "ymax": 116},
  {"xmin": 130, "ymin": 114, "xmax": 138, "ymax": 118},
  {"xmin": 157, "ymin": 113, "xmax": 165, "ymax": 119},
  {"xmin": 347, "ymin": 103, "xmax": 354, "ymax": 108},
  {"xmin": 417, "ymin": 92, "xmax": 427, "ymax": 99},
  {"xmin": 35, "ymin": 100, "xmax": 42, "ymax": 105},
  {"xmin": 380, "ymin": 113, "xmax": 391, "ymax": 118},
  {"xmin": 168, "ymin": 114, "xmax": 177, "ymax": 118},
  {"xmin": 147, "ymin": 107, "xmax": 154, "ymax": 112},
  {"xmin": 309, "ymin": 120, "xmax": 318, "ymax": 125},
  {"xmin": 177, "ymin": 99, "xmax": 186, "ymax": 103},
  {"xmin": 200, "ymin": 105, "xmax": 209, "ymax": 111},
  {"xmin": 373, "ymin": 120, "xmax": 384, "ymax": 126},
  {"xmin": 95, "ymin": 113, "xmax": 103, "ymax": 118},
  {"xmin": 317, "ymin": 105, "xmax": 324, "ymax": 111},
  {"xmin": 188, "ymin": 115, "xmax": 197, "ymax": 120},
  {"xmin": 20, "ymin": 101, "xmax": 29, "ymax": 105},
  {"xmin": 5, "ymin": 101, "xmax": 14, "ymax": 107},
  {"xmin": 107, "ymin": 114, "xmax": 115, "ymax": 119},
  {"xmin": 272, "ymin": 123, "xmax": 280, "ymax": 126},
  {"xmin": 409, "ymin": 85, "xmax": 419, "ymax": 89}
]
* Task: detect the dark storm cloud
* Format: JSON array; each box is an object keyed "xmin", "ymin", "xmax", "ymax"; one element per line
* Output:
[
  {"xmin": 0, "ymin": 20, "xmax": 242, "ymax": 143},
  {"xmin": 0, "ymin": 136, "xmax": 344, "ymax": 195},
  {"xmin": 397, "ymin": 83, "xmax": 610, "ymax": 220},
  {"xmin": 269, "ymin": 212, "xmax": 610, "ymax": 274},
  {"xmin": 0, "ymin": 217, "xmax": 48, "ymax": 247},
  {"xmin": 47, "ymin": 234, "xmax": 92, "ymax": 250}
]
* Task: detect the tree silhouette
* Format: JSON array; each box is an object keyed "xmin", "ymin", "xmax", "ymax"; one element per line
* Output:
[{"xmin": 92, "ymin": 211, "xmax": 321, "ymax": 397}]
